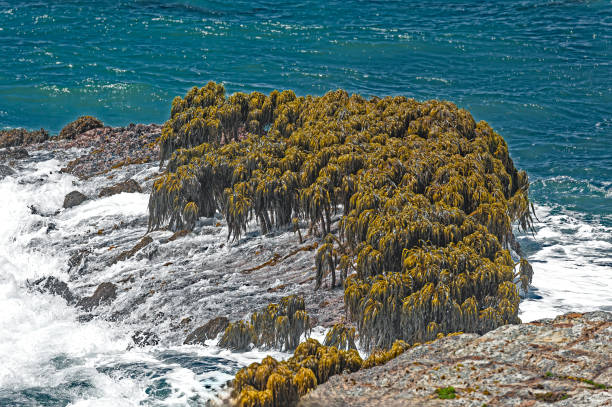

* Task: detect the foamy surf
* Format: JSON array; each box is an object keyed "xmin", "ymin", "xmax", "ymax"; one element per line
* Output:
[
  {"xmin": 518, "ymin": 204, "xmax": 612, "ymax": 322},
  {"xmin": 0, "ymin": 154, "xmax": 287, "ymax": 405}
]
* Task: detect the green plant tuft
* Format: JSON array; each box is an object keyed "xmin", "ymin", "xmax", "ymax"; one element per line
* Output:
[{"xmin": 435, "ymin": 386, "xmax": 456, "ymax": 399}]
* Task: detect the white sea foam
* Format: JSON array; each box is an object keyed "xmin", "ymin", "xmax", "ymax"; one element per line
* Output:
[
  {"xmin": 0, "ymin": 159, "xmax": 145, "ymax": 403},
  {"xmin": 518, "ymin": 204, "xmax": 612, "ymax": 322},
  {"xmin": 0, "ymin": 156, "xmax": 253, "ymax": 405}
]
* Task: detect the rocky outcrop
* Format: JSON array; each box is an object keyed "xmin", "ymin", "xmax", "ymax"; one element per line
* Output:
[
  {"xmin": 63, "ymin": 190, "xmax": 88, "ymax": 209},
  {"xmin": 56, "ymin": 123, "xmax": 161, "ymax": 179},
  {"xmin": 98, "ymin": 178, "xmax": 142, "ymax": 198},
  {"xmin": 76, "ymin": 282, "xmax": 117, "ymax": 311},
  {"xmin": 0, "ymin": 128, "xmax": 49, "ymax": 148},
  {"xmin": 184, "ymin": 316, "xmax": 229, "ymax": 345},
  {"xmin": 299, "ymin": 312, "xmax": 611, "ymax": 407},
  {"xmin": 57, "ymin": 116, "xmax": 104, "ymax": 140}
]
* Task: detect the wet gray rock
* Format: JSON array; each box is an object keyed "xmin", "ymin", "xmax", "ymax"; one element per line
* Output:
[
  {"xmin": 63, "ymin": 190, "xmax": 88, "ymax": 209},
  {"xmin": 68, "ymin": 249, "xmax": 90, "ymax": 276},
  {"xmin": 0, "ymin": 147, "xmax": 29, "ymax": 161},
  {"xmin": 76, "ymin": 282, "xmax": 117, "ymax": 311},
  {"xmin": 184, "ymin": 316, "xmax": 230, "ymax": 345},
  {"xmin": 0, "ymin": 164, "xmax": 15, "ymax": 179},
  {"xmin": 30, "ymin": 276, "xmax": 76, "ymax": 304},
  {"xmin": 98, "ymin": 178, "xmax": 142, "ymax": 198},
  {"xmin": 131, "ymin": 330, "xmax": 160, "ymax": 347},
  {"xmin": 299, "ymin": 311, "xmax": 612, "ymax": 407},
  {"xmin": 77, "ymin": 314, "xmax": 94, "ymax": 323}
]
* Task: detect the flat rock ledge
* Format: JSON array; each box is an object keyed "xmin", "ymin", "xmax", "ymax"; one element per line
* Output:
[{"xmin": 299, "ymin": 312, "xmax": 611, "ymax": 407}]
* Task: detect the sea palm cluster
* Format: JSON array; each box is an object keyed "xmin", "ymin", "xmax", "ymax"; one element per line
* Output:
[
  {"xmin": 232, "ymin": 338, "xmax": 363, "ymax": 407},
  {"xmin": 219, "ymin": 295, "xmax": 310, "ymax": 352},
  {"xmin": 231, "ymin": 333, "xmax": 453, "ymax": 406},
  {"xmin": 150, "ymin": 82, "xmax": 533, "ymax": 353},
  {"xmin": 323, "ymin": 323, "xmax": 357, "ymax": 350}
]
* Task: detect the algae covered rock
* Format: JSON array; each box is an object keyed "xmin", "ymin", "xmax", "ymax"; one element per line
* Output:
[
  {"xmin": 149, "ymin": 82, "xmax": 534, "ymax": 350},
  {"xmin": 230, "ymin": 338, "xmax": 364, "ymax": 407},
  {"xmin": 219, "ymin": 295, "xmax": 311, "ymax": 352},
  {"xmin": 153, "ymin": 83, "xmax": 540, "ymax": 406},
  {"xmin": 63, "ymin": 190, "xmax": 88, "ymax": 209},
  {"xmin": 58, "ymin": 115, "xmax": 104, "ymax": 140}
]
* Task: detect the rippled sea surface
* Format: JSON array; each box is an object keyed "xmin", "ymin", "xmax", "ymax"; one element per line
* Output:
[
  {"xmin": 1, "ymin": 1, "xmax": 611, "ymax": 405},
  {"xmin": 1, "ymin": 1, "xmax": 611, "ymax": 215}
]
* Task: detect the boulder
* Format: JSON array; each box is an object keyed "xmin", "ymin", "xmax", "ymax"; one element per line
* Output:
[
  {"xmin": 131, "ymin": 331, "xmax": 160, "ymax": 347},
  {"xmin": 58, "ymin": 116, "xmax": 104, "ymax": 140},
  {"xmin": 63, "ymin": 191, "xmax": 87, "ymax": 209},
  {"xmin": 98, "ymin": 179, "xmax": 142, "ymax": 198},
  {"xmin": 184, "ymin": 316, "xmax": 230, "ymax": 345},
  {"xmin": 30, "ymin": 276, "xmax": 76, "ymax": 304},
  {"xmin": 76, "ymin": 282, "xmax": 117, "ymax": 311}
]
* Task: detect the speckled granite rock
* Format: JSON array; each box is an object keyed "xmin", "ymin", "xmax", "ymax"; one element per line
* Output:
[{"xmin": 300, "ymin": 312, "xmax": 611, "ymax": 407}]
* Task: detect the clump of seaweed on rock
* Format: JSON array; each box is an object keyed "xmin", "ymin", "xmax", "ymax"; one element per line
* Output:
[
  {"xmin": 148, "ymin": 82, "xmax": 535, "ymax": 404},
  {"xmin": 231, "ymin": 339, "xmax": 362, "ymax": 407},
  {"xmin": 219, "ymin": 295, "xmax": 310, "ymax": 352}
]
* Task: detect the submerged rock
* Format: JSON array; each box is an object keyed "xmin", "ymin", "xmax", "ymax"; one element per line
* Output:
[
  {"xmin": 30, "ymin": 276, "xmax": 76, "ymax": 304},
  {"xmin": 184, "ymin": 316, "xmax": 230, "ymax": 345},
  {"xmin": 299, "ymin": 312, "xmax": 612, "ymax": 407},
  {"xmin": 76, "ymin": 282, "xmax": 117, "ymax": 311},
  {"xmin": 98, "ymin": 178, "xmax": 142, "ymax": 198},
  {"xmin": 111, "ymin": 236, "xmax": 153, "ymax": 265},
  {"xmin": 63, "ymin": 190, "xmax": 88, "ymax": 209},
  {"xmin": 67, "ymin": 248, "xmax": 90, "ymax": 275}
]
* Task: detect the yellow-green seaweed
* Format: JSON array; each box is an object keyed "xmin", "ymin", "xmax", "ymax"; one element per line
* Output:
[
  {"xmin": 219, "ymin": 295, "xmax": 310, "ymax": 352},
  {"xmin": 150, "ymin": 82, "xmax": 534, "ymax": 372}
]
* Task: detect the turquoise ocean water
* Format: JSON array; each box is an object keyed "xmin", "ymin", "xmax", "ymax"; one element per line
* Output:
[
  {"xmin": 0, "ymin": 1, "xmax": 611, "ymax": 405},
  {"xmin": 1, "ymin": 0, "xmax": 610, "ymax": 219}
]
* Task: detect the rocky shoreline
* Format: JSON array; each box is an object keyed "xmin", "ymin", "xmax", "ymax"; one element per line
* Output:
[
  {"xmin": 300, "ymin": 311, "xmax": 611, "ymax": 406},
  {"xmin": 1, "ymin": 121, "xmax": 347, "ymax": 348}
]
